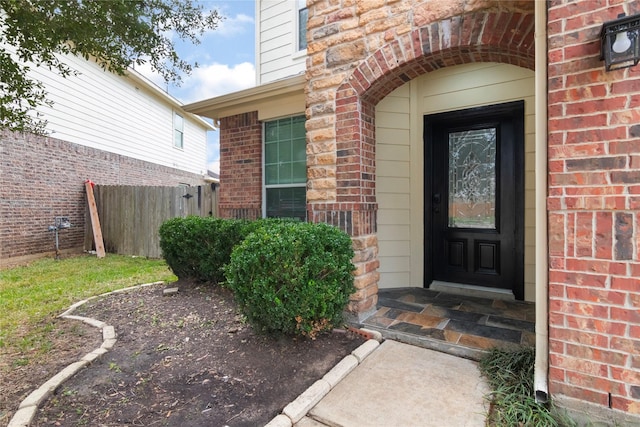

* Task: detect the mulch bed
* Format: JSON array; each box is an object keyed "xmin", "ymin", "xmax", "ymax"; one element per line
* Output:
[{"xmin": 3, "ymin": 279, "xmax": 365, "ymax": 426}]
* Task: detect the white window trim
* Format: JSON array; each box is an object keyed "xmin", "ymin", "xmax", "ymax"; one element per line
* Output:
[
  {"xmin": 173, "ymin": 112, "xmax": 184, "ymax": 150},
  {"xmin": 262, "ymin": 184, "xmax": 308, "ymax": 219},
  {"xmin": 261, "ymin": 116, "xmax": 307, "ymax": 219},
  {"xmin": 292, "ymin": 0, "xmax": 308, "ymax": 56}
]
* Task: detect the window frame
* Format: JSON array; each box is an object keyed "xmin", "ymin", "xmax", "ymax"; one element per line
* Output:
[
  {"xmin": 262, "ymin": 115, "xmax": 307, "ymax": 220},
  {"xmin": 173, "ymin": 112, "xmax": 184, "ymax": 149},
  {"xmin": 294, "ymin": 0, "xmax": 308, "ymax": 54}
]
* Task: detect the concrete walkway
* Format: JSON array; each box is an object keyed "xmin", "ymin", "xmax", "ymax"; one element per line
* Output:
[{"xmin": 295, "ymin": 340, "xmax": 489, "ymax": 427}]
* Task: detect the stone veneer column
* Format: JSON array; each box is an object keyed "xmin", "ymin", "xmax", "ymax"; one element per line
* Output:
[{"xmin": 305, "ymin": 0, "xmax": 534, "ymax": 321}]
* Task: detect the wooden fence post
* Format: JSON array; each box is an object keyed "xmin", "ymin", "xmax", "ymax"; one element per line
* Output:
[{"xmin": 85, "ymin": 180, "xmax": 106, "ymax": 258}]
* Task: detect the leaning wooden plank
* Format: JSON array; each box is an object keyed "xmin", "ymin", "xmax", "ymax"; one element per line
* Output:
[{"xmin": 85, "ymin": 180, "xmax": 106, "ymax": 258}]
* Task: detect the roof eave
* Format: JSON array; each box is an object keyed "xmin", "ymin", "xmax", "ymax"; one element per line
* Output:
[
  {"xmin": 183, "ymin": 74, "xmax": 306, "ymax": 120},
  {"xmin": 125, "ymin": 68, "xmax": 216, "ymax": 131}
]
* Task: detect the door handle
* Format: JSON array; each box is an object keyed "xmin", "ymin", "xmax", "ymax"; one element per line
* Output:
[{"xmin": 432, "ymin": 193, "xmax": 441, "ymax": 213}]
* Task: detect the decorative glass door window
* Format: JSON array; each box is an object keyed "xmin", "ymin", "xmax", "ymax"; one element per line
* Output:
[{"xmin": 448, "ymin": 128, "xmax": 497, "ymax": 229}]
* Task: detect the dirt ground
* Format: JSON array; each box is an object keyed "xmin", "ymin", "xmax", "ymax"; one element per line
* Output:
[{"xmin": 1, "ymin": 279, "xmax": 365, "ymax": 427}]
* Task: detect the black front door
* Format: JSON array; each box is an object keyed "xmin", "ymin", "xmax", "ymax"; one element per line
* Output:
[{"xmin": 424, "ymin": 101, "xmax": 525, "ymax": 300}]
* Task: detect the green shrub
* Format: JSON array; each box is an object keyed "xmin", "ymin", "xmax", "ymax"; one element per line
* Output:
[
  {"xmin": 158, "ymin": 216, "xmax": 298, "ymax": 283},
  {"xmin": 159, "ymin": 216, "xmax": 249, "ymax": 283},
  {"xmin": 225, "ymin": 221, "xmax": 356, "ymax": 338}
]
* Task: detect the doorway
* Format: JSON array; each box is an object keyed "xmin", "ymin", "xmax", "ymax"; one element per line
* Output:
[{"xmin": 424, "ymin": 101, "xmax": 525, "ymax": 299}]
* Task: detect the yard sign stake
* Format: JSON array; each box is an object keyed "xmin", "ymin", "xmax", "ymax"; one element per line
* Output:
[{"xmin": 85, "ymin": 180, "xmax": 106, "ymax": 258}]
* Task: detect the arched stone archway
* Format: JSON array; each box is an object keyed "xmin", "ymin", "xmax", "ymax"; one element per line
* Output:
[{"xmin": 306, "ymin": 7, "xmax": 535, "ymax": 320}]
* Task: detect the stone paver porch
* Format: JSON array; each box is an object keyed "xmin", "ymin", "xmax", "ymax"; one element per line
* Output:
[{"xmin": 360, "ymin": 287, "xmax": 536, "ymax": 360}]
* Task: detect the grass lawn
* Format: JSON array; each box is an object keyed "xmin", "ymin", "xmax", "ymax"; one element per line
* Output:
[{"xmin": 0, "ymin": 254, "xmax": 176, "ymax": 366}]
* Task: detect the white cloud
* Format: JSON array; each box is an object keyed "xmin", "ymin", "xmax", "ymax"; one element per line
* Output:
[
  {"xmin": 181, "ymin": 61, "xmax": 255, "ymax": 102},
  {"xmin": 130, "ymin": 58, "xmax": 255, "ymax": 105},
  {"xmin": 214, "ymin": 13, "xmax": 254, "ymax": 37},
  {"xmin": 208, "ymin": 159, "xmax": 220, "ymax": 175},
  {"xmin": 183, "ymin": 61, "xmax": 255, "ymax": 176},
  {"xmin": 130, "ymin": 60, "xmax": 169, "ymax": 90},
  {"xmin": 205, "ymin": 130, "xmax": 220, "ymax": 174}
]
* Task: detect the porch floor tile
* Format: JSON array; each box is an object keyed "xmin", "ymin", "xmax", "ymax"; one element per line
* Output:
[{"xmin": 361, "ymin": 287, "xmax": 536, "ymax": 360}]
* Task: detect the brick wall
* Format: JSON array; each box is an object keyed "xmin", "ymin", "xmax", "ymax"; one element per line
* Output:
[
  {"xmin": 306, "ymin": 0, "xmax": 534, "ymax": 318},
  {"xmin": 0, "ymin": 130, "xmax": 206, "ymax": 266},
  {"xmin": 547, "ymin": 0, "xmax": 640, "ymax": 415},
  {"xmin": 218, "ymin": 112, "xmax": 262, "ymax": 219}
]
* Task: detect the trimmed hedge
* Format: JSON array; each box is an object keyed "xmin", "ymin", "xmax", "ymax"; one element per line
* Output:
[
  {"xmin": 224, "ymin": 221, "xmax": 355, "ymax": 338},
  {"xmin": 158, "ymin": 217, "xmax": 297, "ymax": 283},
  {"xmin": 159, "ymin": 216, "xmax": 249, "ymax": 283}
]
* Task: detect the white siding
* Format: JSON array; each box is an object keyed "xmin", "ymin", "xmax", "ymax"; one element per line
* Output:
[
  {"xmin": 257, "ymin": 0, "xmax": 306, "ymax": 84},
  {"xmin": 375, "ymin": 63, "xmax": 537, "ymax": 301},
  {"xmin": 25, "ymin": 52, "xmax": 209, "ymax": 176}
]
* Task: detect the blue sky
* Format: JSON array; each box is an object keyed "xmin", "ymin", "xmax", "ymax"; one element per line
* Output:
[{"xmin": 138, "ymin": 1, "xmax": 258, "ymax": 174}]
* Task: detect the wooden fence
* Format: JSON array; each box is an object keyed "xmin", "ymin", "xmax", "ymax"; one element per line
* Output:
[{"xmin": 85, "ymin": 184, "xmax": 218, "ymax": 258}]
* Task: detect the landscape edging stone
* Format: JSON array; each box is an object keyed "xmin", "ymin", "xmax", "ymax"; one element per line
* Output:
[
  {"xmin": 7, "ymin": 281, "xmax": 164, "ymax": 427},
  {"xmin": 265, "ymin": 336, "xmax": 383, "ymax": 427}
]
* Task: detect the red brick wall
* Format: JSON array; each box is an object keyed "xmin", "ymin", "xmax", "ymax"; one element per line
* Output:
[
  {"xmin": 218, "ymin": 112, "xmax": 262, "ymax": 219},
  {"xmin": 0, "ymin": 130, "xmax": 206, "ymax": 266},
  {"xmin": 547, "ymin": 0, "xmax": 640, "ymax": 414}
]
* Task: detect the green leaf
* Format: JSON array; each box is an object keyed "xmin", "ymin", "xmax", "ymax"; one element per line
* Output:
[
  {"xmin": 0, "ymin": 0, "xmax": 223, "ymax": 133},
  {"xmin": 225, "ymin": 220, "xmax": 355, "ymax": 338}
]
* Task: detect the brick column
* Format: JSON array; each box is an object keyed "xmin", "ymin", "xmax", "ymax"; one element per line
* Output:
[
  {"xmin": 218, "ymin": 112, "xmax": 262, "ymax": 219},
  {"xmin": 307, "ymin": 201, "xmax": 379, "ymax": 319},
  {"xmin": 547, "ymin": 0, "xmax": 640, "ymax": 416}
]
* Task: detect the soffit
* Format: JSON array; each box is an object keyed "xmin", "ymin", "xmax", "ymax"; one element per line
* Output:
[{"xmin": 183, "ymin": 74, "xmax": 306, "ymax": 121}]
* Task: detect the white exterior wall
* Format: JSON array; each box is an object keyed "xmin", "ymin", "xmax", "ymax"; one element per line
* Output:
[
  {"xmin": 256, "ymin": 0, "xmax": 306, "ymax": 85},
  {"xmin": 26, "ymin": 53, "xmax": 209, "ymax": 176},
  {"xmin": 375, "ymin": 63, "xmax": 537, "ymax": 302}
]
